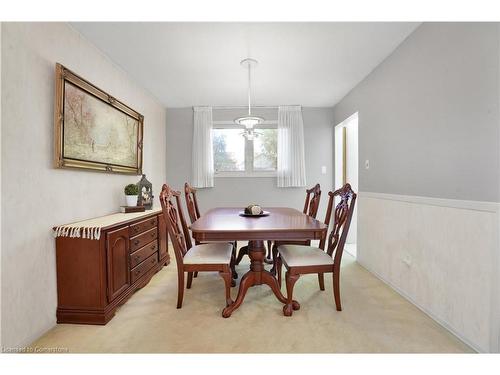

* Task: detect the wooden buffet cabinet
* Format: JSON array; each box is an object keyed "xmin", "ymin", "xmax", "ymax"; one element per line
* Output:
[{"xmin": 55, "ymin": 209, "xmax": 169, "ymax": 325}]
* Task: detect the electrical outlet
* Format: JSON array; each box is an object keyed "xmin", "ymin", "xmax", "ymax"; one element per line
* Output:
[
  {"xmin": 365, "ymin": 159, "xmax": 370, "ymax": 169},
  {"xmin": 402, "ymin": 254, "xmax": 412, "ymax": 266}
]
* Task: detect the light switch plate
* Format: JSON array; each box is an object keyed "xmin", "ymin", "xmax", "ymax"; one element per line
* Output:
[
  {"xmin": 365, "ymin": 160, "xmax": 370, "ymax": 169},
  {"xmin": 321, "ymin": 166, "xmax": 327, "ymax": 175}
]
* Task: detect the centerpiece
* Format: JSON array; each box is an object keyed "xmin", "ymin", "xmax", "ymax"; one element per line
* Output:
[{"xmin": 239, "ymin": 204, "xmax": 269, "ymax": 217}]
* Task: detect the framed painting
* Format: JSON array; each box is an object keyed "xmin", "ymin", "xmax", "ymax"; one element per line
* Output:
[{"xmin": 54, "ymin": 63, "xmax": 144, "ymax": 174}]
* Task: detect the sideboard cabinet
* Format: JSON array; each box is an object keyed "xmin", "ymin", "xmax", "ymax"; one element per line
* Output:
[{"xmin": 55, "ymin": 209, "xmax": 169, "ymax": 325}]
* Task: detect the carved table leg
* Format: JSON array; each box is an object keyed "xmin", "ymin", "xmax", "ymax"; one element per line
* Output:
[
  {"xmin": 221, "ymin": 240, "xmax": 299, "ymax": 318},
  {"xmin": 261, "ymin": 271, "xmax": 287, "ymax": 304},
  {"xmin": 222, "ymin": 271, "xmax": 254, "ymax": 318}
]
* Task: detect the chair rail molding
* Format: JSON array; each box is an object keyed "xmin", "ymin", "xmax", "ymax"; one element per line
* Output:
[{"xmin": 359, "ymin": 191, "xmax": 499, "ymax": 213}]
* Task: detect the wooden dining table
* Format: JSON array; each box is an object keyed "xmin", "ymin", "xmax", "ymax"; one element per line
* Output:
[{"xmin": 190, "ymin": 207, "xmax": 327, "ymax": 317}]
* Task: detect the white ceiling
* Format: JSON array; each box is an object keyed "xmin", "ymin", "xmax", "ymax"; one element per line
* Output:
[{"xmin": 71, "ymin": 22, "xmax": 420, "ymax": 108}]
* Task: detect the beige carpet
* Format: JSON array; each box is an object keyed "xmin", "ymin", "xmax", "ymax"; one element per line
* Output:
[{"xmin": 32, "ymin": 248, "xmax": 472, "ymax": 353}]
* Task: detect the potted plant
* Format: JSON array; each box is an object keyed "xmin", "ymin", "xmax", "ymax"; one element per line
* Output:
[{"xmin": 124, "ymin": 184, "xmax": 139, "ymax": 207}]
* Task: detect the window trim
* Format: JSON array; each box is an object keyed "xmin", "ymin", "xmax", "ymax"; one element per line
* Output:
[
  {"xmin": 212, "ymin": 122, "xmax": 277, "ymax": 178},
  {"xmin": 215, "ymin": 171, "xmax": 277, "ymax": 178}
]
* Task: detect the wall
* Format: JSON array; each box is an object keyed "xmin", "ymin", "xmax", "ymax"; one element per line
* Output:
[
  {"xmin": 496, "ymin": 24, "xmax": 500, "ymax": 352},
  {"xmin": 333, "ymin": 23, "xmax": 500, "ymax": 352},
  {"xmin": 166, "ymin": 107, "xmax": 334, "ymax": 220},
  {"xmin": 335, "ymin": 23, "xmax": 499, "ymax": 203},
  {"xmin": 0, "ymin": 22, "xmax": 3, "ymax": 349},
  {"xmin": 0, "ymin": 23, "xmax": 167, "ymax": 348}
]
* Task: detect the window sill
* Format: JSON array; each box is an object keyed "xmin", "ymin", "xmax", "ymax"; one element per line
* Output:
[{"xmin": 215, "ymin": 172, "xmax": 277, "ymax": 178}]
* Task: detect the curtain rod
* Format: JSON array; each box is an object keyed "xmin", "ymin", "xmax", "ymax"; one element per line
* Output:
[
  {"xmin": 193, "ymin": 105, "xmax": 302, "ymax": 110},
  {"xmin": 208, "ymin": 105, "xmax": 278, "ymax": 110}
]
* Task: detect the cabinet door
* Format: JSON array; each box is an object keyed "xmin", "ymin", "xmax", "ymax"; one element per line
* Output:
[
  {"xmin": 157, "ymin": 214, "xmax": 168, "ymax": 261},
  {"xmin": 106, "ymin": 226, "xmax": 130, "ymax": 302}
]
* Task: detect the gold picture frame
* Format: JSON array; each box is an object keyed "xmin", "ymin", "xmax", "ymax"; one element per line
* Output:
[{"xmin": 54, "ymin": 63, "xmax": 144, "ymax": 174}]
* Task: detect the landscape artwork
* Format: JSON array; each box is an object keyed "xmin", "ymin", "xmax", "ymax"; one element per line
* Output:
[
  {"xmin": 63, "ymin": 82, "xmax": 139, "ymax": 167},
  {"xmin": 54, "ymin": 63, "xmax": 143, "ymax": 174}
]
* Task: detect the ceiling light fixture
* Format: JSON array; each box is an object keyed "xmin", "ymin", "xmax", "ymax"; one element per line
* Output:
[{"xmin": 235, "ymin": 58, "xmax": 264, "ymax": 139}]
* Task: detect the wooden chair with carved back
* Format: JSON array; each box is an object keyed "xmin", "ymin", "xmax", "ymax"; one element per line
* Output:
[
  {"xmin": 159, "ymin": 184, "xmax": 234, "ymax": 310},
  {"xmin": 184, "ymin": 182, "xmax": 202, "ymax": 229},
  {"xmin": 184, "ymin": 182, "xmax": 238, "ymax": 280},
  {"xmin": 276, "ymin": 183, "xmax": 356, "ymax": 316},
  {"xmin": 235, "ymin": 183, "xmax": 322, "ymax": 267},
  {"xmin": 267, "ymin": 184, "xmax": 322, "ymax": 271}
]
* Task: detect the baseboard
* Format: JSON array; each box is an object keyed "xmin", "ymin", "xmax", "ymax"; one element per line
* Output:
[
  {"xmin": 356, "ymin": 258, "xmax": 484, "ymax": 353},
  {"xmin": 9, "ymin": 320, "xmax": 57, "ymax": 351}
]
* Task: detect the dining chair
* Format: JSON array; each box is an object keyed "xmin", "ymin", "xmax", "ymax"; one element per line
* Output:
[
  {"xmin": 268, "ymin": 183, "xmax": 322, "ymax": 271},
  {"xmin": 184, "ymin": 182, "xmax": 238, "ymax": 280},
  {"xmin": 276, "ymin": 183, "xmax": 356, "ymax": 316},
  {"xmin": 235, "ymin": 184, "xmax": 322, "ymax": 267},
  {"xmin": 159, "ymin": 184, "xmax": 234, "ymax": 309},
  {"xmin": 184, "ymin": 182, "xmax": 202, "ymax": 230}
]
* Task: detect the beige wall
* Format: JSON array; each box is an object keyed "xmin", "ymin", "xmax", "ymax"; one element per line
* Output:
[
  {"xmin": 358, "ymin": 194, "xmax": 497, "ymax": 352},
  {"xmin": 0, "ymin": 23, "xmax": 167, "ymax": 347}
]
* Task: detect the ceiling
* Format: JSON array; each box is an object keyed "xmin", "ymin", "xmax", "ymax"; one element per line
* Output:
[{"xmin": 71, "ymin": 22, "xmax": 420, "ymax": 108}]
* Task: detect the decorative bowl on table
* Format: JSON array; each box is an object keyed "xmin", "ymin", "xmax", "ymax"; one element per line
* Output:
[{"xmin": 239, "ymin": 204, "xmax": 270, "ymax": 217}]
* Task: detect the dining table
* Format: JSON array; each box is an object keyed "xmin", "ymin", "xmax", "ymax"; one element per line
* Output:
[{"xmin": 190, "ymin": 207, "xmax": 328, "ymax": 317}]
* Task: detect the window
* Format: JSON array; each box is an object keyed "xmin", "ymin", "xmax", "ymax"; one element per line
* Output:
[
  {"xmin": 213, "ymin": 125, "xmax": 277, "ymax": 177},
  {"xmin": 213, "ymin": 128, "xmax": 245, "ymax": 172},
  {"xmin": 253, "ymin": 128, "xmax": 277, "ymax": 171}
]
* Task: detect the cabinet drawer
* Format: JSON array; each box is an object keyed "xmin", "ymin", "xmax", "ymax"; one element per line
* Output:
[
  {"xmin": 130, "ymin": 228, "xmax": 157, "ymax": 252},
  {"xmin": 130, "ymin": 253, "xmax": 158, "ymax": 283},
  {"xmin": 130, "ymin": 241, "xmax": 158, "ymax": 268},
  {"xmin": 129, "ymin": 216, "xmax": 157, "ymax": 237}
]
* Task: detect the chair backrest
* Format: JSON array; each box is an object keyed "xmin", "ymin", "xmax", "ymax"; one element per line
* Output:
[
  {"xmin": 318, "ymin": 184, "xmax": 357, "ymax": 266},
  {"xmin": 159, "ymin": 184, "xmax": 192, "ymax": 267},
  {"xmin": 184, "ymin": 182, "xmax": 201, "ymax": 224},
  {"xmin": 303, "ymin": 183, "xmax": 321, "ymax": 218}
]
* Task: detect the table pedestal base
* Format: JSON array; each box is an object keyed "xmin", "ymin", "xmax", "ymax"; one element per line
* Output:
[{"xmin": 222, "ymin": 240, "xmax": 300, "ymax": 318}]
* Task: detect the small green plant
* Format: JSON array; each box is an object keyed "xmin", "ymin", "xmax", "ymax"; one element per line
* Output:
[{"xmin": 124, "ymin": 183, "xmax": 139, "ymax": 195}]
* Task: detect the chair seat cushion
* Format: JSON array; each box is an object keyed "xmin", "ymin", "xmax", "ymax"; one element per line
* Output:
[
  {"xmin": 278, "ymin": 245, "xmax": 333, "ymax": 267},
  {"xmin": 183, "ymin": 242, "xmax": 233, "ymax": 265}
]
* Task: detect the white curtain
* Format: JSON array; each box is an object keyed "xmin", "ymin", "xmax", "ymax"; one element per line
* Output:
[
  {"xmin": 277, "ymin": 105, "xmax": 307, "ymax": 187},
  {"xmin": 191, "ymin": 106, "xmax": 214, "ymax": 188}
]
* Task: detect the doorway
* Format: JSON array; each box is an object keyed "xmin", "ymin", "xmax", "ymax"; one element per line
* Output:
[{"xmin": 334, "ymin": 112, "xmax": 358, "ymax": 258}]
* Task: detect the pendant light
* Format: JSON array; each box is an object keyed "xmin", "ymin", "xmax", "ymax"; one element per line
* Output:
[{"xmin": 234, "ymin": 58, "xmax": 264, "ymax": 139}]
